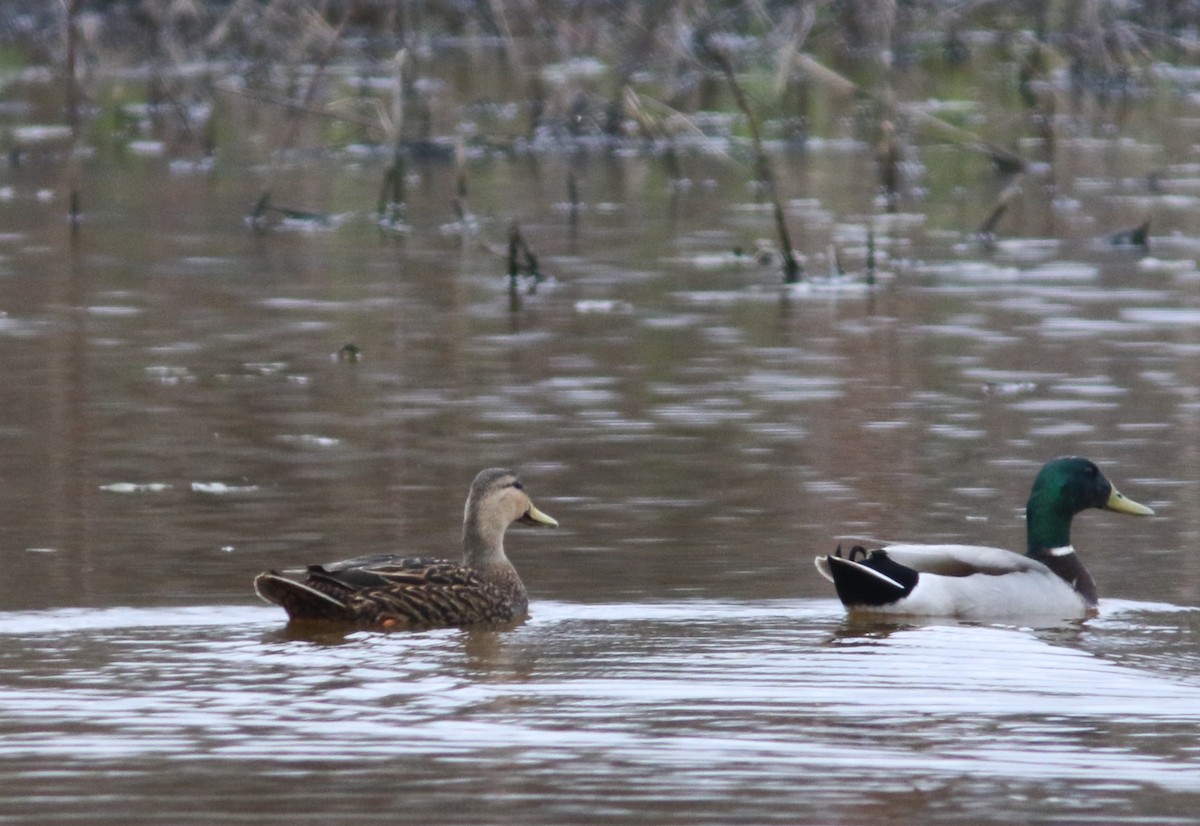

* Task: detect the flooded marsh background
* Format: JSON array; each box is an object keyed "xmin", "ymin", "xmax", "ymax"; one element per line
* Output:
[{"xmin": 1, "ymin": 1, "xmax": 1200, "ymax": 822}]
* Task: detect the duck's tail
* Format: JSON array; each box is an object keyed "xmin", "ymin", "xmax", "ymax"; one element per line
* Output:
[
  {"xmin": 254, "ymin": 571, "xmax": 353, "ymax": 622},
  {"xmin": 813, "ymin": 545, "xmax": 917, "ymax": 608}
]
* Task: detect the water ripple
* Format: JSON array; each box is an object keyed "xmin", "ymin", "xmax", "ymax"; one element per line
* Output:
[{"xmin": 0, "ymin": 600, "xmax": 1195, "ymax": 820}]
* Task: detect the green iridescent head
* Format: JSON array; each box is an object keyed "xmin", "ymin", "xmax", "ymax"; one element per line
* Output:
[{"xmin": 1025, "ymin": 457, "xmax": 1153, "ymax": 556}]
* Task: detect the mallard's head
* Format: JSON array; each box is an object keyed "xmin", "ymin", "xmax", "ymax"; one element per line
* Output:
[{"xmin": 1028, "ymin": 456, "xmax": 1154, "ymax": 518}]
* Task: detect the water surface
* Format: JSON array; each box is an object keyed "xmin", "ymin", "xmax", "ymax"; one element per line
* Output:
[
  {"xmin": 1, "ymin": 21, "xmax": 1200, "ymax": 824},
  {"xmin": 0, "ymin": 600, "xmax": 1198, "ymax": 824}
]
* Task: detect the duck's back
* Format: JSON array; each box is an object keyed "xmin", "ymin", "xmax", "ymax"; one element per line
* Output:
[
  {"xmin": 887, "ymin": 545, "xmax": 1087, "ymax": 620},
  {"xmin": 254, "ymin": 554, "xmax": 528, "ymax": 628},
  {"xmin": 820, "ymin": 544, "xmax": 1091, "ymax": 621}
]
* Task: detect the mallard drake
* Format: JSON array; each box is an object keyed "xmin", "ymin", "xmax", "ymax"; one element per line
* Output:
[
  {"xmin": 814, "ymin": 457, "xmax": 1154, "ymax": 620},
  {"xmin": 254, "ymin": 468, "xmax": 558, "ymax": 629}
]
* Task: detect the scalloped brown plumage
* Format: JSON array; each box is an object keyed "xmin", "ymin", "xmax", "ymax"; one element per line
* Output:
[{"xmin": 254, "ymin": 469, "xmax": 558, "ymax": 629}]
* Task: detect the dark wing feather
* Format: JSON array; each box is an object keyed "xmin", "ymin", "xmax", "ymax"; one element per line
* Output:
[
  {"xmin": 306, "ymin": 556, "xmax": 447, "ymax": 589},
  {"xmin": 253, "ymin": 571, "xmax": 353, "ymax": 623},
  {"xmin": 823, "ymin": 549, "xmax": 919, "ymax": 608}
]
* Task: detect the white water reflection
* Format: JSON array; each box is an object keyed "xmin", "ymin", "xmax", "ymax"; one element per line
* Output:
[{"xmin": 0, "ymin": 600, "xmax": 1197, "ymax": 820}]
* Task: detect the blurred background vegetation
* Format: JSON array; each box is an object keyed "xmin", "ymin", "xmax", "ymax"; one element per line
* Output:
[{"xmin": 2, "ymin": 1, "xmax": 1199, "ymax": 272}]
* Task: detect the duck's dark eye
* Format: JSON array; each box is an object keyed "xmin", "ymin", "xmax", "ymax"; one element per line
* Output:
[{"xmin": 510, "ymin": 481, "xmax": 524, "ymax": 490}]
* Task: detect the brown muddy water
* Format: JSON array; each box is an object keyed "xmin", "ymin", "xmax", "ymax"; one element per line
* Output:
[{"xmin": 2, "ymin": 40, "xmax": 1200, "ymax": 826}]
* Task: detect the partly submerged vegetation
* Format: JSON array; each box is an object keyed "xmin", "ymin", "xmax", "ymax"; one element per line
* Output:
[{"xmin": 2, "ymin": 1, "xmax": 1199, "ymax": 281}]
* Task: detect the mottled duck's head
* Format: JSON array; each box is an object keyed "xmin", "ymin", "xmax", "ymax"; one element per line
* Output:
[{"xmin": 463, "ymin": 468, "xmax": 558, "ymax": 560}]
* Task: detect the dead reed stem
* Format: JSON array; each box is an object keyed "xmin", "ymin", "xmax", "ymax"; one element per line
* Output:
[
  {"xmin": 377, "ymin": 50, "xmax": 407, "ymax": 225},
  {"xmin": 701, "ymin": 39, "xmax": 801, "ymax": 284}
]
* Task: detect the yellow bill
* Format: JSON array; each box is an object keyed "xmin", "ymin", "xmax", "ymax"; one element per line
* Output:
[
  {"xmin": 1106, "ymin": 487, "xmax": 1154, "ymax": 516},
  {"xmin": 520, "ymin": 503, "xmax": 559, "ymax": 527}
]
